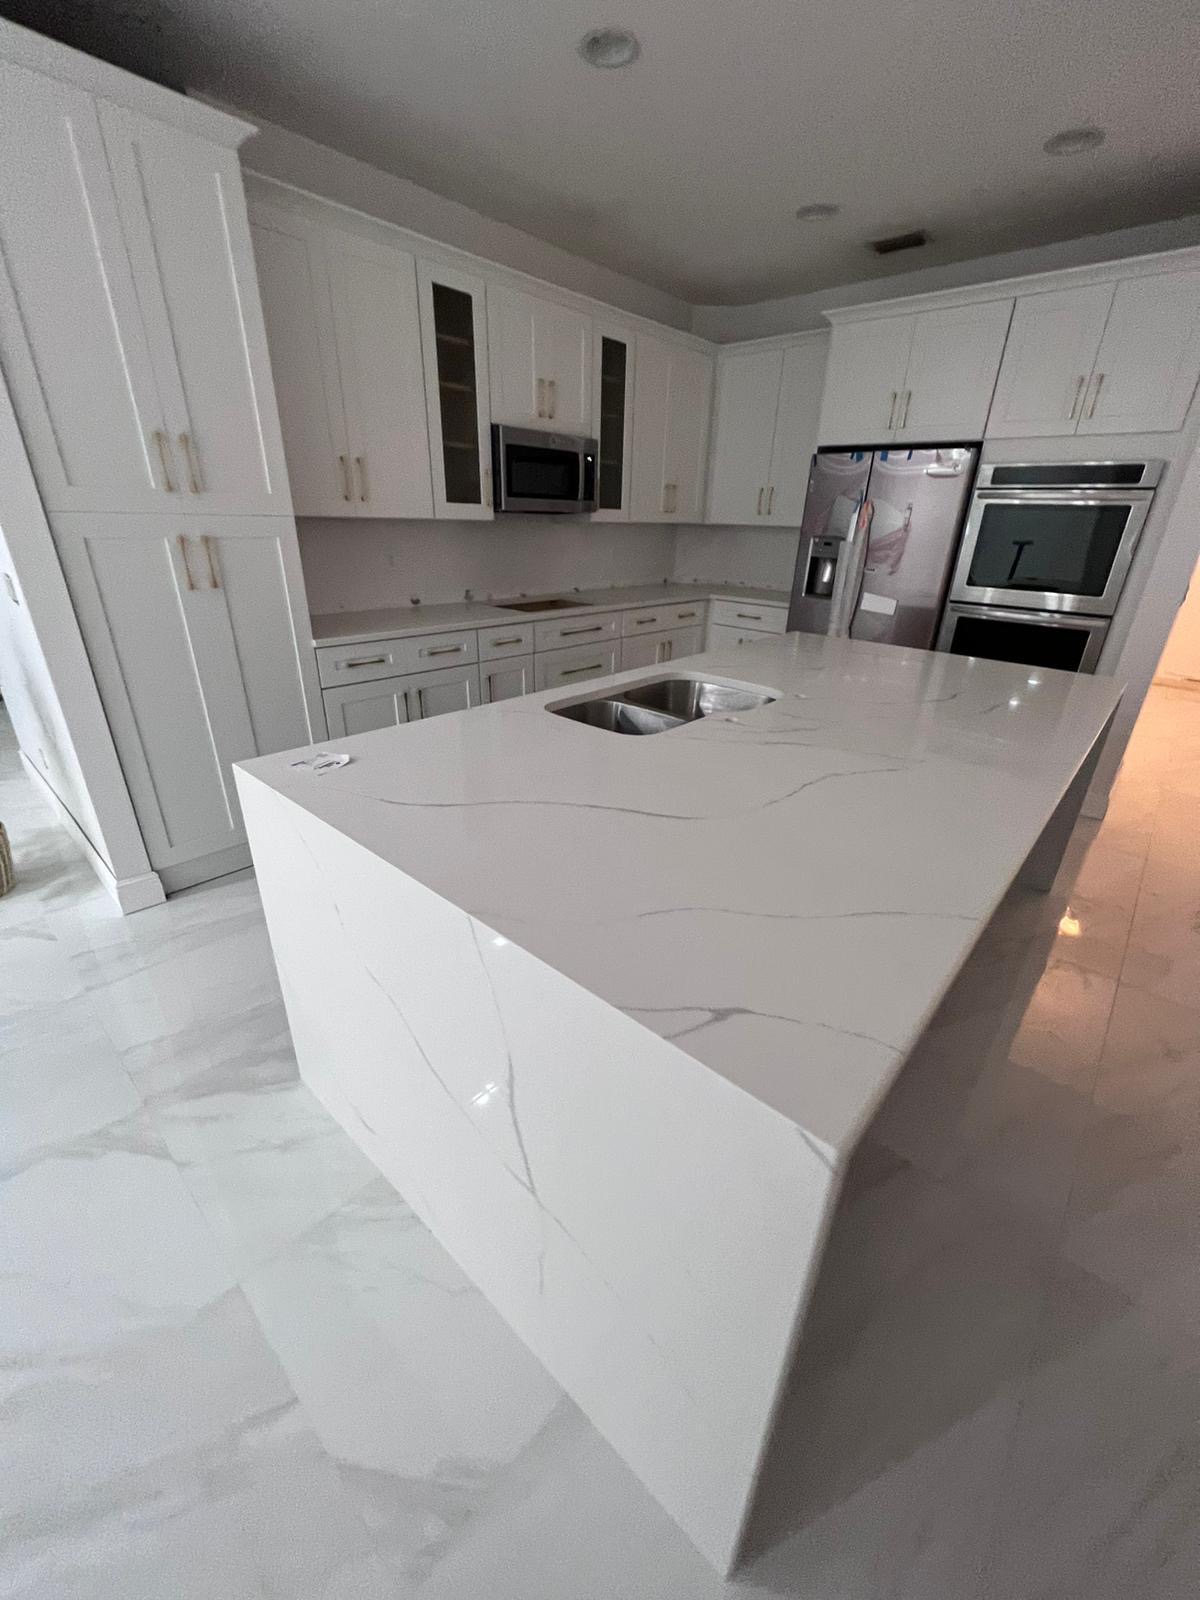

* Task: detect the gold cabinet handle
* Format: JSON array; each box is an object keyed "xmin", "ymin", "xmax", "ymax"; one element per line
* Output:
[
  {"xmin": 756, "ymin": 486, "xmax": 764, "ymax": 516},
  {"xmin": 341, "ymin": 656, "xmax": 388, "ymax": 669},
  {"xmin": 338, "ymin": 454, "xmax": 352, "ymax": 501},
  {"xmin": 560, "ymin": 624, "xmax": 603, "ymax": 637},
  {"xmin": 152, "ymin": 430, "xmax": 177, "ymax": 492},
  {"xmin": 536, "ymin": 378, "xmax": 546, "ymax": 418},
  {"xmin": 176, "ymin": 533, "xmax": 196, "ymax": 590},
  {"xmin": 886, "ymin": 391, "xmax": 898, "ymax": 431},
  {"xmin": 178, "ymin": 432, "xmax": 203, "ymax": 494},
  {"xmin": 201, "ymin": 534, "xmax": 220, "ymax": 589},
  {"xmin": 1086, "ymin": 372, "xmax": 1105, "ymax": 420},
  {"xmin": 355, "ymin": 455, "xmax": 368, "ymax": 502},
  {"xmin": 561, "ymin": 660, "xmax": 604, "ymax": 676},
  {"xmin": 736, "ymin": 611, "xmax": 762, "ymax": 621},
  {"xmin": 635, "ymin": 615, "xmax": 659, "ymax": 625},
  {"xmin": 421, "ymin": 644, "xmax": 464, "ymax": 657},
  {"xmin": 490, "ymin": 635, "xmax": 524, "ymax": 647},
  {"xmin": 1068, "ymin": 375, "xmax": 1087, "ymax": 422},
  {"xmin": 548, "ymin": 378, "xmax": 557, "ymax": 419},
  {"xmin": 767, "ymin": 485, "xmax": 776, "ymax": 514},
  {"xmin": 678, "ymin": 610, "xmax": 697, "ymax": 619},
  {"xmin": 900, "ymin": 391, "xmax": 912, "ymax": 429}
]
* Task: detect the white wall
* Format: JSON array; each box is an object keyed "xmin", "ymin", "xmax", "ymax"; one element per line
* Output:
[
  {"xmin": 672, "ymin": 525, "xmax": 800, "ymax": 592},
  {"xmin": 218, "ymin": 104, "xmax": 693, "ymax": 334},
  {"xmin": 1155, "ymin": 556, "xmax": 1200, "ymax": 685},
  {"xmin": 299, "ymin": 517, "xmax": 678, "ymax": 615}
]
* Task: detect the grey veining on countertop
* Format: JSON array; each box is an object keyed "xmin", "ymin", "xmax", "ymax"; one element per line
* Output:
[
  {"xmin": 242, "ymin": 633, "xmax": 1123, "ymax": 1157},
  {"xmin": 309, "ymin": 583, "xmax": 789, "ymax": 647}
]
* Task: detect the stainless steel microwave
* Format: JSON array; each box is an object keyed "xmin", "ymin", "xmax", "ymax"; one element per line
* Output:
[{"xmin": 491, "ymin": 425, "xmax": 597, "ymax": 514}]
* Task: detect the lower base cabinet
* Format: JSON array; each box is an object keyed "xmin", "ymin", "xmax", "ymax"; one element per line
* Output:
[
  {"xmin": 620, "ymin": 624, "xmax": 703, "ymax": 671},
  {"xmin": 706, "ymin": 621, "xmax": 780, "ymax": 650},
  {"xmin": 323, "ymin": 661, "xmax": 481, "ymax": 736},
  {"xmin": 534, "ymin": 640, "xmax": 621, "ymax": 691},
  {"xmin": 481, "ymin": 655, "xmax": 534, "ymax": 702},
  {"xmin": 52, "ymin": 512, "xmax": 318, "ymax": 876}
]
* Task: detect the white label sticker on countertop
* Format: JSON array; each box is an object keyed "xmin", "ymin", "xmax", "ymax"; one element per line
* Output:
[{"xmin": 859, "ymin": 592, "xmax": 898, "ymax": 616}]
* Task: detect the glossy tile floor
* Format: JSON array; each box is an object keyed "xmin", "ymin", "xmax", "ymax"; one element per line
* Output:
[{"xmin": 2, "ymin": 687, "xmax": 1198, "ymax": 1599}]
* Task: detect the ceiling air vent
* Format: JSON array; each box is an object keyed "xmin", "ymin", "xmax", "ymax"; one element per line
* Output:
[{"xmin": 869, "ymin": 229, "xmax": 929, "ymax": 256}]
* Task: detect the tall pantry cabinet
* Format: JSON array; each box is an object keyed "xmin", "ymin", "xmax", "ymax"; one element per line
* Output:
[{"xmin": 0, "ymin": 28, "xmax": 321, "ymax": 891}]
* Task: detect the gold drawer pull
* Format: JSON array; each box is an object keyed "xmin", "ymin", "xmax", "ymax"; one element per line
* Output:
[
  {"xmin": 490, "ymin": 636, "xmax": 524, "ymax": 647},
  {"xmin": 422, "ymin": 644, "xmax": 463, "ymax": 657},
  {"xmin": 635, "ymin": 615, "xmax": 659, "ymax": 625},
  {"xmin": 677, "ymin": 610, "xmax": 697, "ymax": 619},
  {"xmin": 341, "ymin": 655, "xmax": 388, "ymax": 669},
  {"xmin": 561, "ymin": 624, "xmax": 603, "ymax": 637},
  {"xmin": 735, "ymin": 612, "xmax": 762, "ymax": 621},
  {"xmin": 152, "ymin": 429, "xmax": 177, "ymax": 492},
  {"xmin": 562, "ymin": 661, "xmax": 604, "ymax": 676}
]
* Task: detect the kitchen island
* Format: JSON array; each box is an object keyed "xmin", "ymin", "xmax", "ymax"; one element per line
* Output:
[{"xmin": 235, "ymin": 633, "xmax": 1121, "ymax": 1575}]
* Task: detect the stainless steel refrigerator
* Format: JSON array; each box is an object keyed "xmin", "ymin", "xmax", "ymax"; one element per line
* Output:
[{"xmin": 787, "ymin": 446, "xmax": 979, "ymax": 648}]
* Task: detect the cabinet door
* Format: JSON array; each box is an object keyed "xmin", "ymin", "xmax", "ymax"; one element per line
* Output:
[
  {"xmin": 818, "ymin": 316, "xmax": 915, "ymax": 445},
  {"xmin": 418, "ymin": 261, "xmax": 493, "ymax": 519},
  {"xmin": 481, "ymin": 655, "xmax": 534, "ymax": 703},
  {"xmin": 986, "ymin": 285, "xmax": 1114, "ymax": 438},
  {"xmin": 663, "ymin": 344, "xmax": 714, "ymax": 522},
  {"xmin": 0, "ymin": 63, "xmax": 168, "ymax": 513},
  {"xmin": 97, "ymin": 102, "xmax": 292, "ymax": 515},
  {"xmin": 51, "ymin": 513, "xmax": 315, "ymax": 872},
  {"xmin": 1077, "ymin": 271, "xmax": 1200, "ymax": 435},
  {"xmin": 251, "ymin": 208, "xmax": 353, "ymax": 517},
  {"xmin": 765, "ymin": 339, "xmax": 828, "ymax": 525},
  {"xmin": 894, "ymin": 301, "xmax": 1012, "ymax": 442},
  {"xmin": 706, "ymin": 347, "xmax": 782, "ymax": 524},
  {"xmin": 630, "ymin": 333, "xmax": 672, "ymax": 521},
  {"xmin": 488, "ymin": 286, "xmax": 591, "ymax": 430},
  {"xmin": 324, "ymin": 679, "xmax": 412, "ymax": 738},
  {"xmin": 327, "ymin": 232, "xmax": 434, "ymax": 518},
  {"xmin": 407, "ymin": 662, "xmax": 482, "ymax": 719},
  {"xmin": 592, "ymin": 325, "xmax": 635, "ymax": 520},
  {"xmin": 621, "ymin": 625, "xmax": 702, "ymax": 671}
]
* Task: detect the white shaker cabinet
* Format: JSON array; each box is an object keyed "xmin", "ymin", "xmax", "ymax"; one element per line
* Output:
[
  {"xmin": 97, "ymin": 103, "xmax": 292, "ymax": 516},
  {"xmin": 817, "ymin": 315, "xmax": 916, "ymax": 445},
  {"xmin": 707, "ymin": 336, "xmax": 826, "ymax": 525},
  {"xmin": 481, "ymin": 656, "xmax": 535, "ymax": 702},
  {"xmin": 251, "ymin": 206, "xmax": 433, "ymax": 518},
  {"xmin": 1076, "ymin": 270, "xmax": 1200, "ymax": 435},
  {"xmin": 51, "ymin": 514, "xmax": 318, "ymax": 877},
  {"xmin": 323, "ymin": 662, "xmax": 481, "ymax": 736},
  {"xmin": 986, "ymin": 284, "xmax": 1115, "ymax": 438},
  {"xmin": 631, "ymin": 334, "xmax": 713, "ymax": 522},
  {"xmin": 0, "ymin": 64, "xmax": 173, "ymax": 514},
  {"xmin": 488, "ymin": 285, "xmax": 591, "ymax": 432},
  {"xmin": 620, "ymin": 624, "xmax": 702, "ymax": 670}
]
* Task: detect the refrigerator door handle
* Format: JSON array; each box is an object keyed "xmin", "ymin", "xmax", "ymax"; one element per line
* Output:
[{"xmin": 828, "ymin": 515, "xmax": 869, "ymax": 638}]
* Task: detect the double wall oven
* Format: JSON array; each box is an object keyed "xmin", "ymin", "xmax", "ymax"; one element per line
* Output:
[{"xmin": 936, "ymin": 460, "xmax": 1163, "ymax": 673}]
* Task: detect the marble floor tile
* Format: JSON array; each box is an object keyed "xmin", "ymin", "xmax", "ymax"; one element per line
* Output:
[{"xmin": 1, "ymin": 687, "xmax": 1199, "ymax": 1597}]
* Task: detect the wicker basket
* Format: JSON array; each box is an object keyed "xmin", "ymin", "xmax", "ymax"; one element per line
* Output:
[{"xmin": 0, "ymin": 822, "xmax": 13, "ymax": 897}]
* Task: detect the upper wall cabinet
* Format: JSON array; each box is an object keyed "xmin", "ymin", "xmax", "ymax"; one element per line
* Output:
[
  {"xmin": 251, "ymin": 204, "xmax": 434, "ymax": 518},
  {"xmin": 487, "ymin": 285, "xmax": 592, "ymax": 432},
  {"xmin": 818, "ymin": 301, "xmax": 1011, "ymax": 445},
  {"xmin": 707, "ymin": 336, "xmax": 826, "ymax": 525},
  {"xmin": 418, "ymin": 261, "xmax": 493, "ymax": 520},
  {"xmin": 592, "ymin": 323, "xmax": 636, "ymax": 520},
  {"xmin": 988, "ymin": 271, "xmax": 1200, "ymax": 438},
  {"xmin": 630, "ymin": 334, "xmax": 713, "ymax": 523},
  {"xmin": 0, "ymin": 63, "xmax": 289, "ymax": 516}
]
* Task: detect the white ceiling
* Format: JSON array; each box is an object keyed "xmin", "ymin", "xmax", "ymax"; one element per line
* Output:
[{"xmin": 12, "ymin": 0, "xmax": 1200, "ymax": 303}]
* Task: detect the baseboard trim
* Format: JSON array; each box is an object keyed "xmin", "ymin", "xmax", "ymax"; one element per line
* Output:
[
  {"xmin": 158, "ymin": 842, "xmax": 252, "ymax": 894},
  {"xmin": 19, "ymin": 753, "xmax": 165, "ymax": 913}
]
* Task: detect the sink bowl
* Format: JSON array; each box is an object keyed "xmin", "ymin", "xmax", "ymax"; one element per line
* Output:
[{"xmin": 548, "ymin": 675, "xmax": 777, "ymax": 735}]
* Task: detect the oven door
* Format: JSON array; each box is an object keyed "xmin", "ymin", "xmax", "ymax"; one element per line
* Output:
[
  {"xmin": 936, "ymin": 602, "xmax": 1110, "ymax": 674},
  {"xmin": 493, "ymin": 426, "xmax": 596, "ymax": 514},
  {"xmin": 948, "ymin": 489, "xmax": 1152, "ymax": 616}
]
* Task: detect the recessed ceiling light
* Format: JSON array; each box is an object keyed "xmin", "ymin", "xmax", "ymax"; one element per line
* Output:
[
  {"xmin": 1043, "ymin": 126, "xmax": 1105, "ymax": 156},
  {"xmin": 578, "ymin": 27, "xmax": 640, "ymax": 68},
  {"xmin": 795, "ymin": 203, "xmax": 840, "ymax": 221}
]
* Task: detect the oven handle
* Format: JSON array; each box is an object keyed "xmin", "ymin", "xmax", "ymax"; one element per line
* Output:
[
  {"xmin": 945, "ymin": 602, "xmax": 1110, "ymax": 630},
  {"xmin": 972, "ymin": 489, "xmax": 1155, "ymax": 506}
]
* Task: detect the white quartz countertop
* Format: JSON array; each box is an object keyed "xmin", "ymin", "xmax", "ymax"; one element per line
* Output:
[
  {"xmin": 309, "ymin": 583, "xmax": 789, "ymax": 646},
  {"xmin": 241, "ymin": 634, "xmax": 1121, "ymax": 1159}
]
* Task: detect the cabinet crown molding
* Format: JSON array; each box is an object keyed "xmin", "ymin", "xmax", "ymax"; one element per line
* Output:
[
  {"xmin": 0, "ymin": 17, "xmax": 255, "ymax": 149},
  {"xmin": 821, "ymin": 244, "xmax": 1200, "ymax": 327}
]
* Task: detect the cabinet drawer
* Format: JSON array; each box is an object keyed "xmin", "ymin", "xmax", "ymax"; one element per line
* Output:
[
  {"xmin": 621, "ymin": 600, "xmax": 706, "ymax": 636},
  {"xmin": 707, "ymin": 622, "xmax": 778, "ymax": 650},
  {"xmin": 316, "ymin": 628, "xmax": 478, "ymax": 687},
  {"xmin": 533, "ymin": 611, "xmax": 620, "ymax": 652},
  {"xmin": 478, "ymin": 622, "xmax": 535, "ymax": 659},
  {"xmin": 534, "ymin": 641, "xmax": 620, "ymax": 691},
  {"xmin": 708, "ymin": 599, "xmax": 787, "ymax": 634}
]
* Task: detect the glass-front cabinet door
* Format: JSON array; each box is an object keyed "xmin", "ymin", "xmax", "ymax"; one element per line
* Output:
[
  {"xmin": 417, "ymin": 260, "xmax": 493, "ymax": 519},
  {"xmin": 591, "ymin": 323, "xmax": 635, "ymax": 520}
]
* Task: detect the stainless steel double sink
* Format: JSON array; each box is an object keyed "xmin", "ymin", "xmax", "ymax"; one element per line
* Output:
[{"xmin": 548, "ymin": 675, "xmax": 777, "ymax": 735}]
